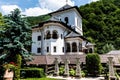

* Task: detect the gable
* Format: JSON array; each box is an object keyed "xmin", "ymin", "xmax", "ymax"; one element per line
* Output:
[
  {"xmin": 65, "ymin": 31, "xmax": 81, "ymax": 38},
  {"xmin": 49, "ymin": 6, "xmax": 82, "ymax": 18}
]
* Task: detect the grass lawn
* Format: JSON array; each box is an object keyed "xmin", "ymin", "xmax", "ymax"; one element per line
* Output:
[{"xmin": 20, "ymin": 78, "xmax": 65, "ymax": 80}]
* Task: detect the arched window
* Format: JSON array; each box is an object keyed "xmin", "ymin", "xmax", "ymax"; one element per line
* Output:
[
  {"xmin": 89, "ymin": 48, "xmax": 93, "ymax": 53},
  {"xmin": 52, "ymin": 30, "xmax": 58, "ymax": 39},
  {"xmin": 64, "ymin": 17, "xmax": 69, "ymax": 24},
  {"xmin": 46, "ymin": 30, "xmax": 51, "ymax": 39},
  {"xmin": 66, "ymin": 43, "xmax": 70, "ymax": 52},
  {"xmin": 72, "ymin": 42, "xmax": 77, "ymax": 52}
]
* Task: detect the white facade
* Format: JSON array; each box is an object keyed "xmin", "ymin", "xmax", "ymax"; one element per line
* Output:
[
  {"xmin": 51, "ymin": 6, "xmax": 83, "ymax": 35},
  {"xmin": 32, "ymin": 22, "xmax": 70, "ymax": 55},
  {"xmin": 31, "ymin": 4, "xmax": 94, "ymax": 55}
]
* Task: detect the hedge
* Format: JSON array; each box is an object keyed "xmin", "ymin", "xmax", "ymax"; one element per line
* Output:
[
  {"xmin": 86, "ymin": 53, "xmax": 103, "ymax": 76},
  {"xmin": 20, "ymin": 68, "xmax": 45, "ymax": 78},
  {"xmin": 0, "ymin": 66, "xmax": 5, "ymax": 80}
]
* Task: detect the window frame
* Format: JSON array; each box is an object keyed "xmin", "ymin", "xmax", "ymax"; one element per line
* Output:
[
  {"xmin": 37, "ymin": 48, "xmax": 41, "ymax": 53},
  {"xmin": 64, "ymin": 17, "xmax": 69, "ymax": 24},
  {"xmin": 52, "ymin": 30, "xmax": 58, "ymax": 39},
  {"xmin": 46, "ymin": 30, "xmax": 51, "ymax": 39},
  {"xmin": 37, "ymin": 35, "xmax": 41, "ymax": 41},
  {"xmin": 54, "ymin": 46, "xmax": 56, "ymax": 52},
  {"xmin": 47, "ymin": 46, "xmax": 49, "ymax": 52}
]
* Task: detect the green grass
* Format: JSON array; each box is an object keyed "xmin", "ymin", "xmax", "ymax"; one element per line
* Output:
[{"xmin": 20, "ymin": 78, "xmax": 65, "ymax": 80}]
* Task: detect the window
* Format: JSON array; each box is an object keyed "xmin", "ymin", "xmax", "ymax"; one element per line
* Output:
[
  {"xmin": 37, "ymin": 48, "xmax": 41, "ymax": 53},
  {"xmin": 46, "ymin": 30, "xmax": 51, "ymax": 39},
  {"xmin": 38, "ymin": 36, "xmax": 41, "ymax": 41},
  {"xmin": 72, "ymin": 42, "xmax": 77, "ymax": 52},
  {"xmin": 77, "ymin": 18, "xmax": 80, "ymax": 27},
  {"xmin": 47, "ymin": 47, "xmax": 49, "ymax": 52},
  {"xmin": 77, "ymin": 18, "xmax": 79, "ymax": 26},
  {"xmin": 62, "ymin": 47, "xmax": 64, "ymax": 52},
  {"xmin": 66, "ymin": 43, "xmax": 70, "ymax": 52},
  {"xmin": 61, "ymin": 34, "xmax": 63, "ymax": 39},
  {"xmin": 64, "ymin": 17, "xmax": 69, "ymax": 24},
  {"xmin": 52, "ymin": 30, "xmax": 58, "ymax": 39},
  {"xmin": 54, "ymin": 46, "xmax": 56, "ymax": 52},
  {"xmin": 89, "ymin": 48, "xmax": 93, "ymax": 53}
]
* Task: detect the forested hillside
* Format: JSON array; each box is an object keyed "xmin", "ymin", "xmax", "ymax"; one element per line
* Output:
[
  {"xmin": 79, "ymin": 0, "xmax": 120, "ymax": 53},
  {"xmin": 26, "ymin": 0, "xmax": 120, "ymax": 54},
  {"xmin": 26, "ymin": 15, "xmax": 50, "ymax": 26}
]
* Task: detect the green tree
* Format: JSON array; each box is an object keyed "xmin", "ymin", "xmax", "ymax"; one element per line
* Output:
[
  {"xmin": 86, "ymin": 53, "xmax": 102, "ymax": 76},
  {"xmin": 0, "ymin": 13, "xmax": 5, "ymax": 30},
  {"xmin": 0, "ymin": 8, "xmax": 31, "ymax": 80},
  {"xmin": 26, "ymin": 15, "xmax": 50, "ymax": 26},
  {"xmin": 79, "ymin": 0, "xmax": 120, "ymax": 53},
  {"xmin": 101, "ymin": 43, "xmax": 115, "ymax": 54}
]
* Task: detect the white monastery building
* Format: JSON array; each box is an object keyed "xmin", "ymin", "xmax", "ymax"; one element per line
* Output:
[{"xmin": 31, "ymin": 4, "xmax": 94, "ymax": 55}]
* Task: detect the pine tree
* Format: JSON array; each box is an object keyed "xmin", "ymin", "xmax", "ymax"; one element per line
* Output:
[{"xmin": 0, "ymin": 8, "xmax": 31, "ymax": 80}]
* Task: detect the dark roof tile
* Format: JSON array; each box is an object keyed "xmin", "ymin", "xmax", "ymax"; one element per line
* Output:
[
  {"xmin": 27, "ymin": 54, "xmax": 120, "ymax": 65},
  {"xmin": 27, "ymin": 54, "xmax": 86, "ymax": 65}
]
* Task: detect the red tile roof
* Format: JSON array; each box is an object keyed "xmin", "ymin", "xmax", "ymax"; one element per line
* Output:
[
  {"xmin": 27, "ymin": 54, "xmax": 86, "ymax": 65},
  {"xmin": 27, "ymin": 54, "xmax": 120, "ymax": 65}
]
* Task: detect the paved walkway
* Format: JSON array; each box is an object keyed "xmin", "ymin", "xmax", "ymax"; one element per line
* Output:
[{"xmin": 47, "ymin": 76, "xmax": 105, "ymax": 80}]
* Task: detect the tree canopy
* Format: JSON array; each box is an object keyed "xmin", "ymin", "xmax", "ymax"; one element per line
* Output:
[
  {"xmin": 0, "ymin": 9, "xmax": 31, "ymax": 62},
  {"xmin": 86, "ymin": 53, "xmax": 102, "ymax": 76},
  {"xmin": 0, "ymin": 13, "xmax": 5, "ymax": 30},
  {"xmin": 26, "ymin": 15, "xmax": 50, "ymax": 26},
  {"xmin": 79, "ymin": 0, "xmax": 120, "ymax": 53}
]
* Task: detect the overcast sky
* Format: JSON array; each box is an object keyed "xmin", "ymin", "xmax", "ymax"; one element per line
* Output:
[{"xmin": 0, "ymin": 0, "xmax": 99, "ymax": 16}]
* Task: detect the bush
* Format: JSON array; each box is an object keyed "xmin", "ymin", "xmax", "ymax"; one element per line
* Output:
[
  {"xmin": 86, "ymin": 53, "xmax": 103, "ymax": 76},
  {"xmin": 115, "ymin": 72, "xmax": 120, "ymax": 80},
  {"xmin": 14, "ymin": 54, "xmax": 22, "ymax": 80},
  {"xmin": 0, "ymin": 66, "xmax": 5, "ymax": 80},
  {"xmin": 20, "ymin": 68, "xmax": 45, "ymax": 78},
  {"xmin": 59, "ymin": 66, "xmax": 64, "ymax": 75},
  {"xmin": 69, "ymin": 68, "xmax": 75, "ymax": 76},
  {"xmin": 81, "ymin": 71, "xmax": 86, "ymax": 77}
]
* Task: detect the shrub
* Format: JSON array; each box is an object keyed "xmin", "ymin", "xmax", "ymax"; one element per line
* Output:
[
  {"xmin": 69, "ymin": 68, "xmax": 75, "ymax": 76},
  {"xmin": 14, "ymin": 54, "xmax": 22, "ymax": 80},
  {"xmin": 115, "ymin": 72, "xmax": 120, "ymax": 80},
  {"xmin": 86, "ymin": 53, "xmax": 103, "ymax": 76},
  {"xmin": 0, "ymin": 66, "xmax": 5, "ymax": 80},
  {"xmin": 20, "ymin": 68, "xmax": 45, "ymax": 78},
  {"xmin": 81, "ymin": 71, "xmax": 86, "ymax": 77},
  {"xmin": 59, "ymin": 66, "xmax": 64, "ymax": 75}
]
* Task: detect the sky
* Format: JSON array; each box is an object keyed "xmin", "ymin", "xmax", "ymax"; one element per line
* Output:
[{"xmin": 0, "ymin": 0, "xmax": 99, "ymax": 16}]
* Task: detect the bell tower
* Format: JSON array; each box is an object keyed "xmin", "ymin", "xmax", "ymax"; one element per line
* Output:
[{"xmin": 50, "ymin": 4, "xmax": 83, "ymax": 35}]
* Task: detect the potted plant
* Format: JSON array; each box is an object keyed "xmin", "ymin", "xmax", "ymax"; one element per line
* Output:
[{"xmin": 3, "ymin": 62, "xmax": 17, "ymax": 80}]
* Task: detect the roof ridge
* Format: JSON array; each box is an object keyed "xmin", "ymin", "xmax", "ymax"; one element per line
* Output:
[{"xmin": 57, "ymin": 4, "xmax": 72, "ymax": 11}]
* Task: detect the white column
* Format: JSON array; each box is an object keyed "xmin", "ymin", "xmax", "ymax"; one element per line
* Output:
[
  {"xmin": 64, "ymin": 58, "xmax": 70, "ymax": 76},
  {"xmin": 54, "ymin": 58, "xmax": 59, "ymax": 76},
  {"xmin": 108, "ymin": 57, "xmax": 116, "ymax": 79},
  {"xmin": 77, "ymin": 41, "xmax": 79, "ymax": 53},
  {"xmin": 76, "ymin": 58, "xmax": 82, "ymax": 77},
  {"xmin": 41, "ymin": 29, "xmax": 44, "ymax": 55}
]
